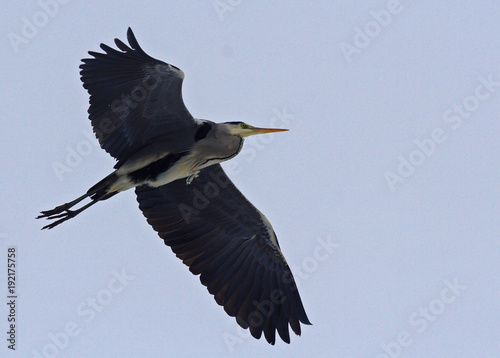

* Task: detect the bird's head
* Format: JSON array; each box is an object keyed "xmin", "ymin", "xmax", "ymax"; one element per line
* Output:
[{"xmin": 223, "ymin": 121, "xmax": 288, "ymax": 137}]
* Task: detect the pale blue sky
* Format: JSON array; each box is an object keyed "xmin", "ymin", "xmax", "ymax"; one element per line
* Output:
[{"xmin": 2, "ymin": 1, "xmax": 499, "ymax": 357}]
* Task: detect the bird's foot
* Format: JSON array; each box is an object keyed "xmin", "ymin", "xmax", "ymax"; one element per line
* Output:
[
  {"xmin": 186, "ymin": 171, "xmax": 200, "ymax": 185},
  {"xmin": 36, "ymin": 203, "xmax": 72, "ymax": 218},
  {"xmin": 38, "ymin": 209, "xmax": 77, "ymax": 230}
]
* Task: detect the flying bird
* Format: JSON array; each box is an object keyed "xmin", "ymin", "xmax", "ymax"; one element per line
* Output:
[{"xmin": 37, "ymin": 28, "xmax": 311, "ymax": 344}]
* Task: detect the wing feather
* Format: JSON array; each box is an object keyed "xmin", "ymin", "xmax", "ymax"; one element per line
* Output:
[
  {"xmin": 135, "ymin": 164, "xmax": 311, "ymax": 344},
  {"xmin": 80, "ymin": 28, "xmax": 197, "ymax": 163}
]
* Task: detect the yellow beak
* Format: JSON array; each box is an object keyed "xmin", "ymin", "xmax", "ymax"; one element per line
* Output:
[{"xmin": 244, "ymin": 127, "xmax": 289, "ymax": 137}]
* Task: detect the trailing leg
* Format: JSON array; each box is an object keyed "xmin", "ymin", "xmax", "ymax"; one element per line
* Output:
[
  {"xmin": 39, "ymin": 192, "xmax": 117, "ymax": 230},
  {"xmin": 37, "ymin": 172, "xmax": 119, "ymax": 230}
]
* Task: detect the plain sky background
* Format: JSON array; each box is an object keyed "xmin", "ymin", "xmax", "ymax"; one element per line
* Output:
[{"xmin": 1, "ymin": 1, "xmax": 499, "ymax": 357}]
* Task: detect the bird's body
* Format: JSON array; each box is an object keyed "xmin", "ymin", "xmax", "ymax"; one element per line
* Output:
[
  {"xmin": 38, "ymin": 28, "xmax": 310, "ymax": 345},
  {"xmin": 107, "ymin": 120, "xmax": 243, "ymax": 192}
]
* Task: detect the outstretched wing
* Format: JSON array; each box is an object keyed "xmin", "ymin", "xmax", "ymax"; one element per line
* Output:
[
  {"xmin": 80, "ymin": 28, "xmax": 198, "ymax": 164},
  {"xmin": 135, "ymin": 164, "xmax": 311, "ymax": 344}
]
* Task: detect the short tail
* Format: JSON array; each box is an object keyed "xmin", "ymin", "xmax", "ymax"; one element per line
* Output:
[{"xmin": 37, "ymin": 173, "xmax": 119, "ymax": 230}]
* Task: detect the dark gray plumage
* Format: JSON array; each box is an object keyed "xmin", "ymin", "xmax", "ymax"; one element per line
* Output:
[
  {"xmin": 80, "ymin": 29, "xmax": 197, "ymax": 166},
  {"xmin": 136, "ymin": 164, "xmax": 310, "ymax": 343}
]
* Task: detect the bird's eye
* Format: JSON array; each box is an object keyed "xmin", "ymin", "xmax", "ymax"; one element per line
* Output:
[{"xmin": 240, "ymin": 123, "xmax": 247, "ymax": 129}]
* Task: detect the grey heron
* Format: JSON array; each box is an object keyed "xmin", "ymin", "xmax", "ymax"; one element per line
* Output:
[{"xmin": 38, "ymin": 28, "xmax": 311, "ymax": 344}]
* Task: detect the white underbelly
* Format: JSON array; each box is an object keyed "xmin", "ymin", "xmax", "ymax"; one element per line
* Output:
[
  {"xmin": 150, "ymin": 152, "xmax": 218, "ymax": 187},
  {"xmin": 112, "ymin": 151, "xmax": 226, "ymax": 190}
]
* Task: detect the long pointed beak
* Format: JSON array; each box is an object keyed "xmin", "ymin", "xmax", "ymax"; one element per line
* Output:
[{"xmin": 246, "ymin": 127, "xmax": 289, "ymax": 136}]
